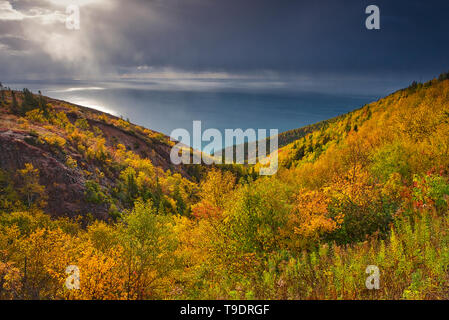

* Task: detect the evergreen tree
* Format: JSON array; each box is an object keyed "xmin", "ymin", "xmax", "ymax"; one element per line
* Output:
[
  {"xmin": 0, "ymin": 83, "xmax": 4, "ymax": 104},
  {"xmin": 409, "ymin": 80, "xmax": 418, "ymax": 91},
  {"xmin": 11, "ymin": 91, "xmax": 19, "ymax": 114},
  {"xmin": 173, "ymin": 184, "xmax": 186, "ymax": 215},
  {"xmin": 151, "ymin": 177, "xmax": 163, "ymax": 209},
  {"xmin": 438, "ymin": 71, "xmax": 449, "ymax": 82},
  {"xmin": 38, "ymin": 91, "xmax": 49, "ymax": 118},
  {"xmin": 21, "ymin": 88, "xmax": 38, "ymax": 115}
]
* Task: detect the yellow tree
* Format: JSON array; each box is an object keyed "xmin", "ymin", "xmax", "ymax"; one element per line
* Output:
[
  {"xmin": 16, "ymin": 163, "xmax": 47, "ymax": 209},
  {"xmin": 192, "ymin": 168, "xmax": 236, "ymax": 219}
]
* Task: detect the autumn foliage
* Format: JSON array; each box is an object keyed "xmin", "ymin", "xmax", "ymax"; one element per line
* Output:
[{"xmin": 1, "ymin": 74, "xmax": 449, "ymax": 299}]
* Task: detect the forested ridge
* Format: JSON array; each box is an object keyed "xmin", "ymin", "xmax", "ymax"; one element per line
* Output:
[{"xmin": 1, "ymin": 71, "xmax": 449, "ymax": 299}]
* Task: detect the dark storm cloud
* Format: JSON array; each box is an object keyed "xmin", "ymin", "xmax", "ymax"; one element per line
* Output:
[
  {"xmin": 83, "ymin": 0, "xmax": 449, "ymax": 76},
  {"xmin": 1, "ymin": 0, "xmax": 449, "ymax": 89}
]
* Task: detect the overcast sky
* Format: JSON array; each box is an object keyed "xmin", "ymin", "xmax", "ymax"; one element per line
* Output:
[{"xmin": 1, "ymin": 0, "xmax": 448, "ymax": 94}]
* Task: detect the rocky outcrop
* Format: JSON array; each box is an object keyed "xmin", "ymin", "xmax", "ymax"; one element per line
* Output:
[{"xmin": 0, "ymin": 129, "xmax": 109, "ymax": 219}]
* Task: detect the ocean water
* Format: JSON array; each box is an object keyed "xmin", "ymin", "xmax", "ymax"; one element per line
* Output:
[{"xmin": 7, "ymin": 80, "xmax": 378, "ymax": 148}]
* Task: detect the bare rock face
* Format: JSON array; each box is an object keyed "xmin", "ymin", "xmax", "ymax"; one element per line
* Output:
[{"xmin": 0, "ymin": 129, "xmax": 109, "ymax": 220}]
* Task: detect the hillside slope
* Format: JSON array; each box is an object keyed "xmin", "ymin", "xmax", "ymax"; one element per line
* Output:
[
  {"xmin": 276, "ymin": 73, "xmax": 449, "ymax": 171},
  {"xmin": 0, "ymin": 89, "xmax": 196, "ymax": 220},
  {"xmin": 1, "ymin": 73, "xmax": 449, "ymax": 300}
]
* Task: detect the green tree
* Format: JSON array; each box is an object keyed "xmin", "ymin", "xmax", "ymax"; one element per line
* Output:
[
  {"xmin": 119, "ymin": 167, "xmax": 139, "ymax": 206},
  {"xmin": 173, "ymin": 184, "xmax": 186, "ymax": 215},
  {"xmin": 119, "ymin": 200, "xmax": 178, "ymax": 299},
  {"xmin": 21, "ymin": 88, "xmax": 38, "ymax": 115},
  {"xmin": 0, "ymin": 82, "xmax": 4, "ymax": 105},
  {"xmin": 11, "ymin": 91, "xmax": 19, "ymax": 114}
]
